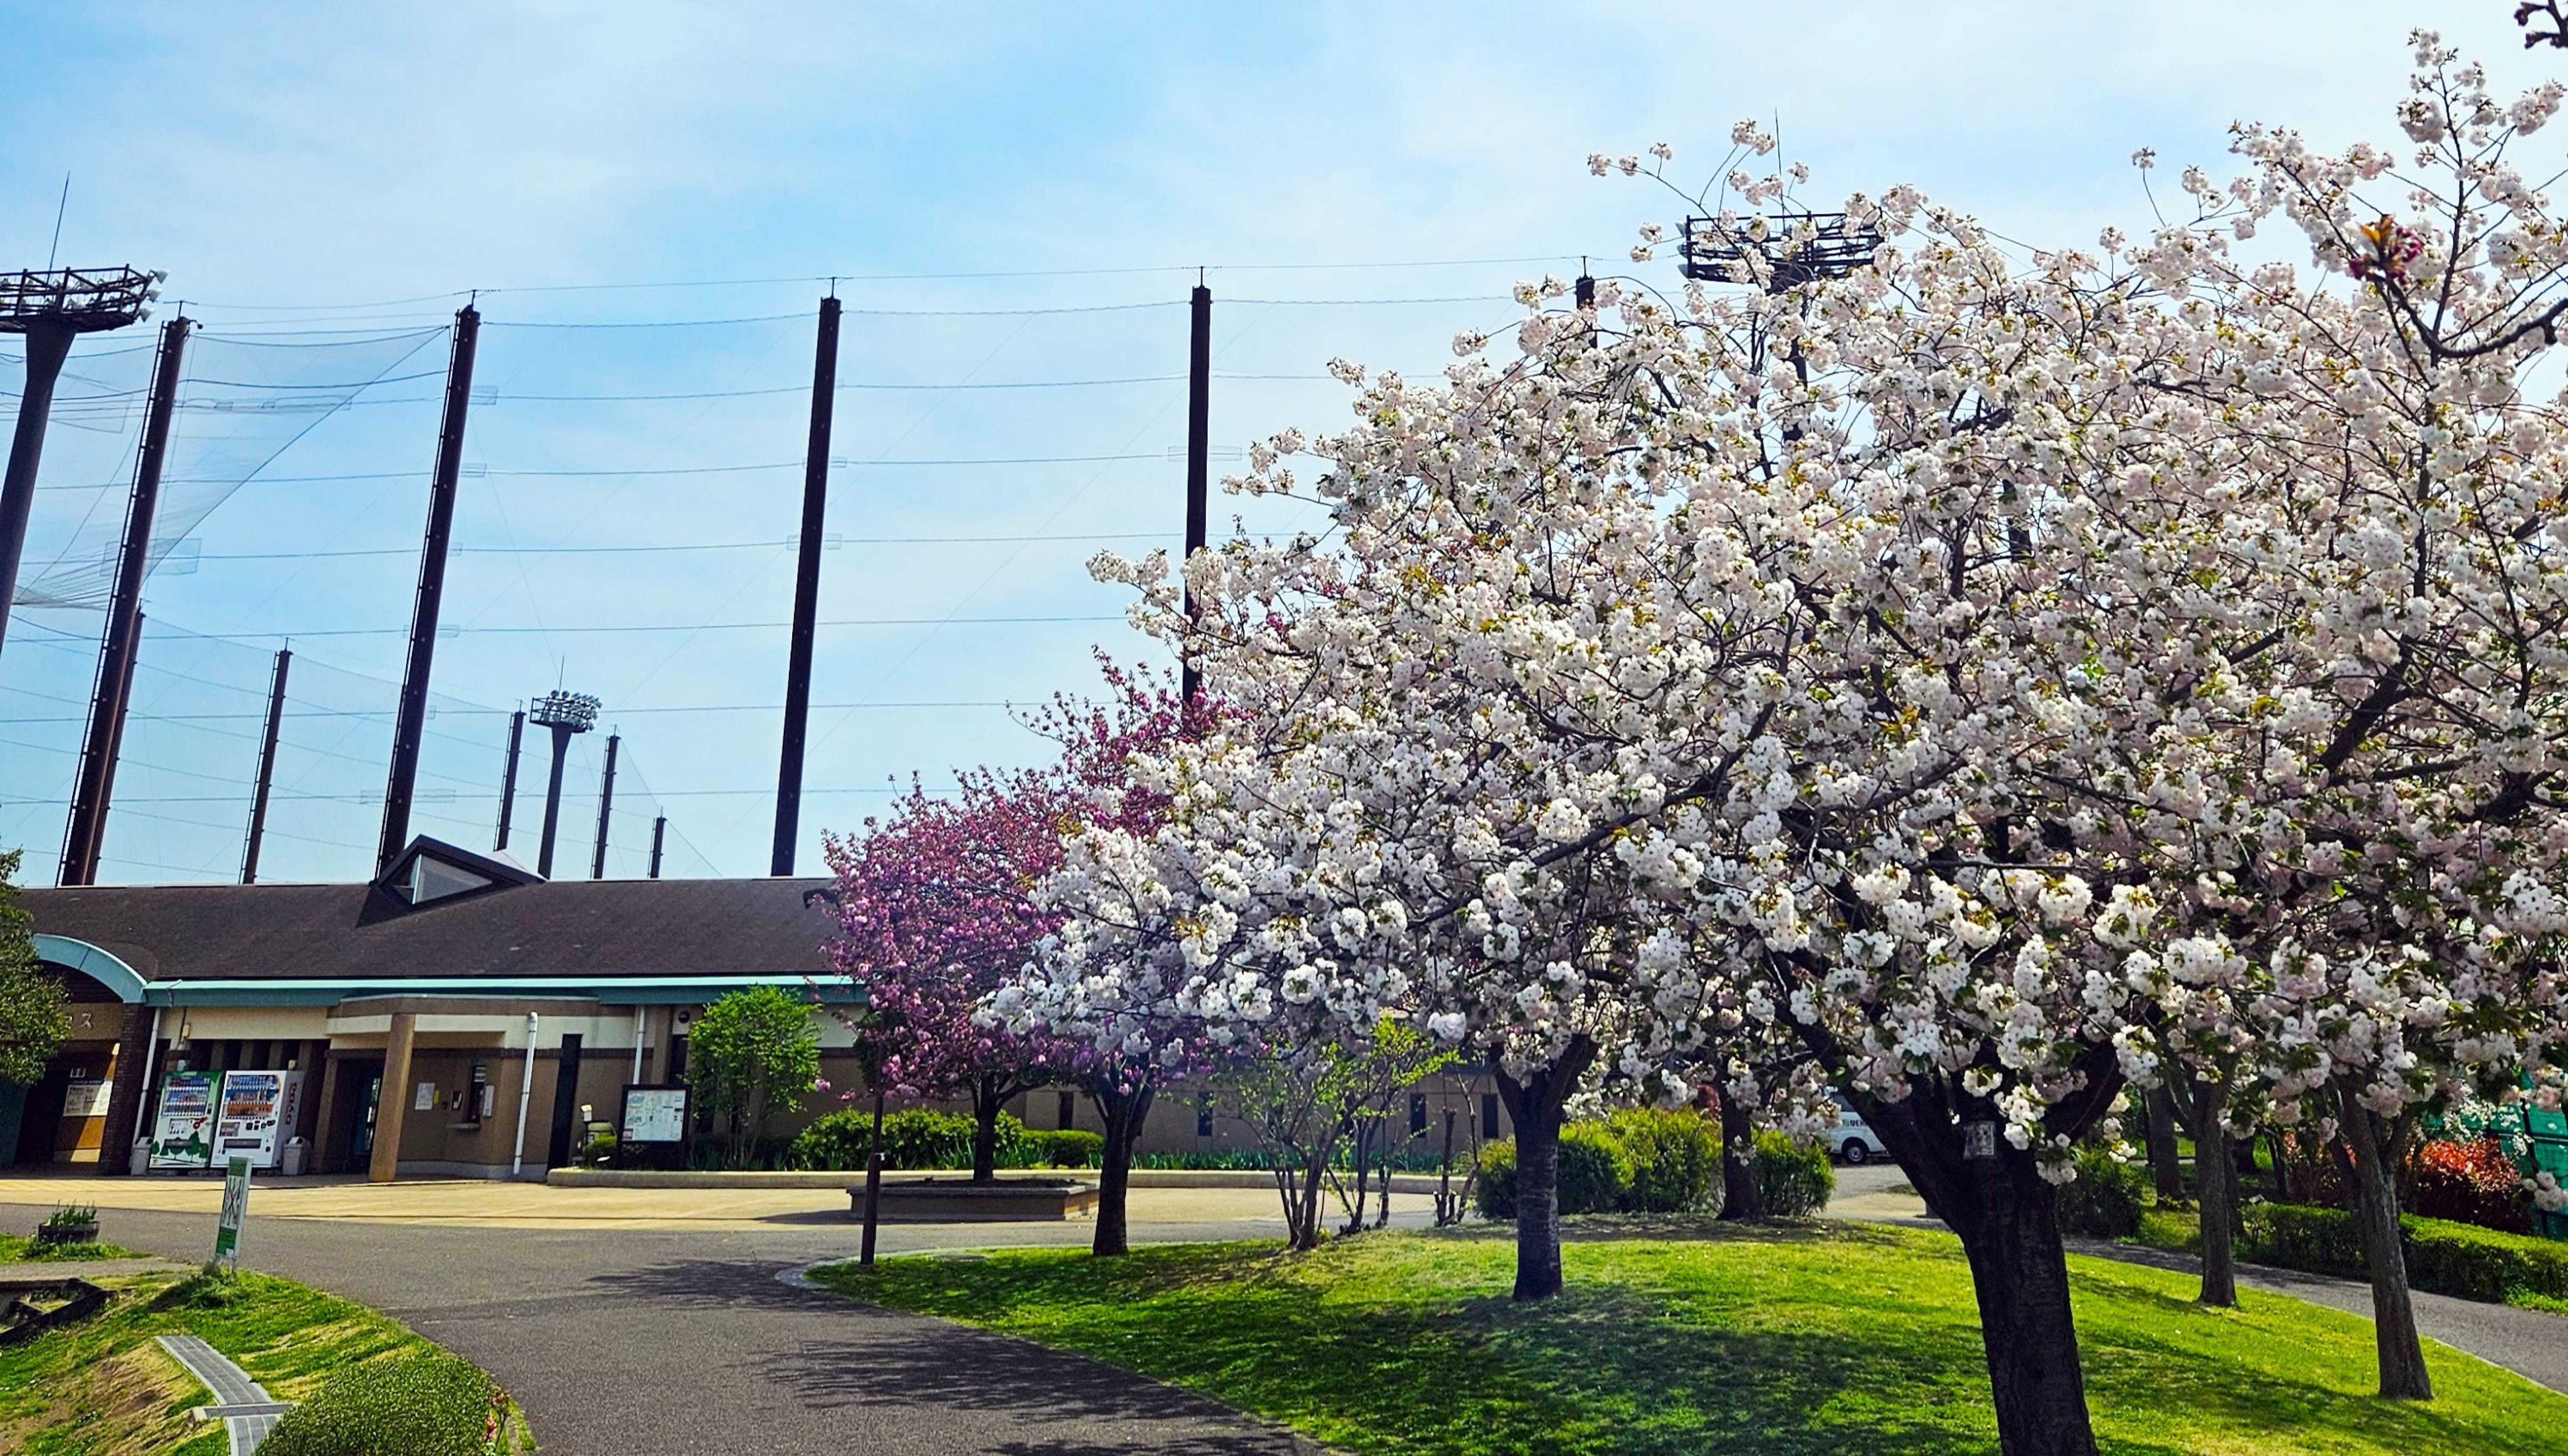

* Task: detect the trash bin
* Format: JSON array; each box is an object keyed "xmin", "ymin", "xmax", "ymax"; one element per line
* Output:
[
  {"xmin": 281, "ymin": 1137, "xmax": 309, "ymax": 1177},
  {"xmin": 129, "ymin": 1139, "xmax": 150, "ymax": 1176}
]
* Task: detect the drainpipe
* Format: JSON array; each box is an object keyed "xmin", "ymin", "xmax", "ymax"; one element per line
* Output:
[
  {"xmin": 511, "ymin": 1012, "xmax": 540, "ymax": 1178},
  {"xmin": 630, "ymin": 1006, "xmax": 646, "ymax": 1085},
  {"xmin": 127, "ymin": 1005, "xmax": 165, "ymax": 1175}
]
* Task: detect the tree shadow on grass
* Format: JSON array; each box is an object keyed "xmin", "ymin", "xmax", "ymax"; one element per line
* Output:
[{"xmin": 763, "ymin": 1314, "xmax": 1310, "ymax": 1454}]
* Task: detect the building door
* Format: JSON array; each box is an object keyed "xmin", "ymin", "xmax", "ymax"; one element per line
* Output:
[
  {"xmin": 13, "ymin": 1068, "xmax": 68, "ymax": 1166},
  {"xmin": 331, "ymin": 1059, "xmax": 384, "ymax": 1173},
  {"xmin": 0, "ymin": 1083, "xmax": 23, "ymax": 1168},
  {"xmin": 546, "ymin": 1034, "xmax": 584, "ymax": 1168}
]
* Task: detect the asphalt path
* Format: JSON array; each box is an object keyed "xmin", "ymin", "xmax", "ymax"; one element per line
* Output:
[{"xmin": 31, "ymin": 1202, "xmax": 1342, "ymax": 1456}]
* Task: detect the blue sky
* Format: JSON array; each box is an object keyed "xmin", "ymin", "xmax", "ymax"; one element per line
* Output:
[{"xmin": 0, "ymin": 1, "xmax": 2547, "ymax": 884}]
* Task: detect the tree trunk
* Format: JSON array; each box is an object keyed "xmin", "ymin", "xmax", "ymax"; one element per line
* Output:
[
  {"xmin": 1840, "ymin": 1059, "xmax": 2118, "ymax": 1456},
  {"xmin": 1294, "ymin": 1157, "xmax": 1326, "ymax": 1251},
  {"xmin": 2192, "ymin": 1089, "xmax": 2237, "ymax": 1309},
  {"xmin": 1089, "ymin": 1080, "xmax": 1155, "ymax": 1257},
  {"xmin": 860, "ymin": 1087, "xmax": 886, "ymax": 1268},
  {"xmin": 2338, "ymin": 1085, "xmax": 2433, "ymax": 1400},
  {"xmin": 2145, "ymin": 1089, "xmax": 2185, "ymax": 1202},
  {"xmin": 2267, "ymin": 1129, "xmax": 2288, "ymax": 1203},
  {"xmin": 1493, "ymin": 1038, "xmax": 1596, "ymax": 1302},
  {"xmin": 970, "ymin": 1076, "xmax": 1005, "ymax": 1184},
  {"xmin": 1717, "ymin": 1087, "xmax": 1765, "ymax": 1222},
  {"xmin": 1954, "ymin": 1166, "xmax": 2102, "ymax": 1456}
]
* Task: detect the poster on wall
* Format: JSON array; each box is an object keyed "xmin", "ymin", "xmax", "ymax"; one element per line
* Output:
[
  {"xmin": 214, "ymin": 1070, "xmax": 303, "ymax": 1170},
  {"xmin": 62, "ymin": 1079, "xmax": 112, "ymax": 1119},
  {"xmin": 150, "ymin": 1071, "xmax": 216, "ymax": 1170},
  {"xmin": 620, "ymin": 1086, "xmax": 688, "ymax": 1145}
]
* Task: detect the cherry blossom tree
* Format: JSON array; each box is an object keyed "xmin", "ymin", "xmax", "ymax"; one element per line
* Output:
[
  {"xmin": 825, "ymin": 769, "xmax": 1081, "ymax": 1183},
  {"xmin": 1015, "ymin": 36, "xmax": 2568, "ymax": 1454}
]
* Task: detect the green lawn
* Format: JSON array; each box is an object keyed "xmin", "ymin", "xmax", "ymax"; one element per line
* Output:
[
  {"xmin": 0, "ymin": 1268, "xmax": 529, "ymax": 1455},
  {"xmin": 814, "ymin": 1220, "xmax": 2568, "ymax": 1456},
  {"xmin": 0, "ymin": 1235, "xmax": 143, "ymax": 1263}
]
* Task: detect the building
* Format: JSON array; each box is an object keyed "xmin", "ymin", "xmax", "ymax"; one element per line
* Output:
[
  {"xmin": 7, "ymin": 834, "xmax": 1509, "ymax": 1179},
  {"xmin": 9, "ymin": 836, "xmax": 848, "ymax": 1179}
]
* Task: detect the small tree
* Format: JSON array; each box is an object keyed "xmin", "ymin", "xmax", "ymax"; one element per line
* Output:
[
  {"xmin": 0, "ymin": 850, "xmax": 66, "ymax": 1088},
  {"xmin": 684, "ymin": 986, "xmax": 821, "ymax": 1167}
]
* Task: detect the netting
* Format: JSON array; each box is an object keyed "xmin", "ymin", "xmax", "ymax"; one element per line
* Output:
[
  {"xmin": 4, "ymin": 324, "xmax": 449, "ymax": 609},
  {"xmin": 0, "ymin": 266, "xmax": 1544, "ymax": 884}
]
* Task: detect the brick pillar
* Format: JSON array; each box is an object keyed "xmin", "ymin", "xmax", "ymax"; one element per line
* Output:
[
  {"xmin": 370, "ymin": 1012, "xmax": 417, "ymax": 1183},
  {"xmin": 94, "ymin": 1004, "xmax": 155, "ymax": 1175},
  {"xmin": 310, "ymin": 1052, "xmax": 345, "ymax": 1174}
]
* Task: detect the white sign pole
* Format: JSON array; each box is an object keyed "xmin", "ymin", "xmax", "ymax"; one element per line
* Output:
[{"xmin": 212, "ymin": 1155, "xmax": 250, "ymax": 1274}]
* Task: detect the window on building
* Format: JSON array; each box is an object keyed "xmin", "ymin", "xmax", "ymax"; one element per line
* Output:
[
  {"xmin": 1057, "ymin": 1091, "xmax": 1076, "ymax": 1130},
  {"xmin": 398, "ymin": 851, "xmax": 493, "ymax": 906},
  {"xmin": 1197, "ymin": 1106, "xmax": 1214, "ymax": 1138},
  {"xmin": 1409, "ymin": 1093, "xmax": 1428, "ymax": 1137},
  {"xmin": 1482, "ymin": 1092, "xmax": 1501, "ymax": 1140}
]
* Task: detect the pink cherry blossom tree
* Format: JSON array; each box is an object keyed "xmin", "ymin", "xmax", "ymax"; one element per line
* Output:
[{"xmin": 825, "ymin": 766, "xmax": 1082, "ymax": 1184}]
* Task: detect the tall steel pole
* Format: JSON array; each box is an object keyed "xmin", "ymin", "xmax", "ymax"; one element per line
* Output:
[
  {"xmin": 648, "ymin": 815, "xmax": 666, "ymax": 879},
  {"xmin": 772, "ymin": 295, "xmax": 840, "ymax": 877},
  {"xmin": 0, "ymin": 321, "xmax": 74, "ymax": 661},
  {"xmin": 80, "ymin": 609, "xmax": 141, "ymax": 882},
  {"xmin": 536, "ymin": 720, "xmax": 574, "ymax": 879},
  {"xmin": 1181, "ymin": 283, "xmax": 1211, "ymax": 708},
  {"xmin": 494, "ymin": 709, "xmax": 524, "ymax": 852},
  {"xmin": 377, "ymin": 305, "xmax": 480, "ymax": 872},
  {"xmin": 240, "ymin": 646, "xmax": 290, "ymax": 884},
  {"xmin": 61, "ymin": 315, "xmax": 188, "ymax": 885},
  {"xmin": 590, "ymin": 731, "xmax": 619, "ymax": 880}
]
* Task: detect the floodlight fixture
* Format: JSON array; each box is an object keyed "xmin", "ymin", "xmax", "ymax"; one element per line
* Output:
[
  {"xmin": 529, "ymin": 687, "xmax": 601, "ymax": 878},
  {"xmin": 1680, "ymin": 212, "xmax": 1883, "ymax": 293},
  {"xmin": 0, "ymin": 266, "xmax": 158, "ymax": 335},
  {"xmin": 530, "ymin": 690, "xmax": 601, "ymax": 734},
  {"xmin": 0, "ymin": 265, "xmax": 161, "ymax": 662}
]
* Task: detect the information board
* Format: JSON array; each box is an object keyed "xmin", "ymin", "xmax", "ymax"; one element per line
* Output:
[
  {"xmin": 620, "ymin": 1086, "xmax": 688, "ymax": 1144},
  {"xmin": 150, "ymin": 1071, "xmax": 216, "ymax": 1170}
]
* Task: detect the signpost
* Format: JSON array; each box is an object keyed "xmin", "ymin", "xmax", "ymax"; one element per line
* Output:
[{"xmin": 211, "ymin": 1156, "xmax": 250, "ymax": 1273}]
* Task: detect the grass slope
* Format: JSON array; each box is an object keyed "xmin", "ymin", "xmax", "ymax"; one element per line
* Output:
[
  {"xmin": 816, "ymin": 1219, "xmax": 2568, "ymax": 1456},
  {"xmin": 0, "ymin": 1268, "xmax": 528, "ymax": 1456}
]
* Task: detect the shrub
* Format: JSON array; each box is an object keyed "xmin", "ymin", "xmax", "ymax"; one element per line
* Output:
[
  {"xmin": 1020, "ymin": 1129, "xmax": 1103, "ymax": 1167},
  {"xmin": 1473, "ymin": 1126, "xmax": 1636, "ymax": 1220},
  {"xmin": 259, "ymin": 1348, "xmax": 505, "ymax": 1456},
  {"xmin": 2245, "ymin": 1203, "xmax": 2568, "ymax": 1306},
  {"xmin": 1750, "ymin": 1131, "xmax": 1835, "ymax": 1217},
  {"xmin": 2411, "ymin": 1138, "xmax": 2533, "ymax": 1234},
  {"xmin": 1606, "ymin": 1108, "xmax": 1720, "ymax": 1214},
  {"xmin": 790, "ymin": 1108, "xmax": 1015, "ymax": 1170},
  {"xmin": 2057, "ymin": 1147, "xmax": 2150, "ymax": 1239},
  {"xmin": 578, "ymin": 1131, "xmax": 618, "ymax": 1167},
  {"xmin": 1557, "ymin": 1123, "xmax": 1636, "ymax": 1214},
  {"xmin": 1474, "ymin": 1140, "xmax": 1517, "ymax": 1221}
]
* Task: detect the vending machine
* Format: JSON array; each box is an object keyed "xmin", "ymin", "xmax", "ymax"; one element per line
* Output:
[
  {"xmin": 149, "ymin": 1070, "xmax": 216, "ymax": 1170},
  {"xmin": 212, "ymin": 1070, "xmax": 305, "ymax": 1170}
]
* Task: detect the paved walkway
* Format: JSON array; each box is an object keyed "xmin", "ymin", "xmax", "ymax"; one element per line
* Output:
[
  {"xmin": 160, "ymin": 1333, "xmax": 292, "ymax": 1455},
  {"xmin": 4, "ymin": 1186, "xmax": 1367, "ymax": 1455}
]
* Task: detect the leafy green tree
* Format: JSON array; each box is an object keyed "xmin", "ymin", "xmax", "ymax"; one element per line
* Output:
[
  {"xmin": 0, "ymin": 850, "xmax": 67, "ymax": 1087},
  {"xmin": 684, "ymin": 985, "xmax": 821, "ymax": 1167}
]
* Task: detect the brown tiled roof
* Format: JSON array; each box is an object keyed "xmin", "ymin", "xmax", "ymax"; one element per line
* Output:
[{"xmin": 22, "ymin": 874, "xmax": 838, "ymax": 984}]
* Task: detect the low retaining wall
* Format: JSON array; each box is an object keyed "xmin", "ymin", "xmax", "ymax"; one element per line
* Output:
[
  {"xmin": 548, "ymin": 1166, "xmax": 1453, "ymax": 1195},
  {"xmin": 850, "ymin": 1178, "xmax": 1101, "ymax": 1222}
]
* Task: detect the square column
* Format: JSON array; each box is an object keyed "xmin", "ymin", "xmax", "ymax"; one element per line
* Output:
[{"xmin": 368, "ymin": 1012, "xmax": 418, "ymax": 1183}]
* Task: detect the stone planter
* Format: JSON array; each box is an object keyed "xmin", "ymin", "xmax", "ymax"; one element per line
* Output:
[
  {"xmin": 847, "ymin": 1177, "xmax": 1100, "ymax": 1222},
  {"xmin": 33, "ymin": 1222, "xmax": 99, "ymax": 1246}
]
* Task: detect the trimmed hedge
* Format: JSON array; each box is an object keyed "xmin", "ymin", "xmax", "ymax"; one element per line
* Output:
[
  {"xmin": 2058, "ymin": 1147, "xmax": 2150, "ymax": 1239},
  {"xmin": 259, "ymin": 1348, "xmax": 504, "ymax": 1456},
  {"xmin": 1473, "ymin": 1125, "xmax": 1634, "ymax": 1220},
  {"xmin": 2246, "ymin": 1203, "xmax": 2568, "ymax": 1306},
  {"xmin": 790, "ymin": 1109, "xmax": 1028, "ymax": 1171},
  {"xmin": 1607, "ymin": 1108, "xmax": 1721, "ymax": 1214},
  {"xmin": 1750, "ymin": 1130, "xmax": 1835, "ymax": 1217},
  {"xmin": 1026, "ymin": 1128, "xmax": 1103, "ymax": 1167}
]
